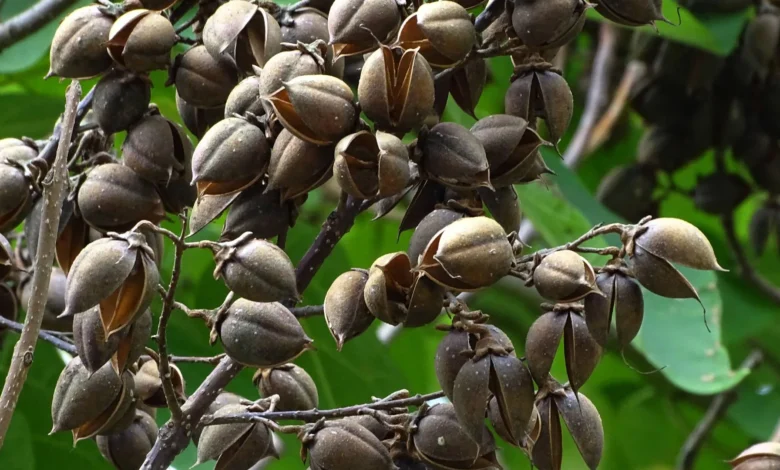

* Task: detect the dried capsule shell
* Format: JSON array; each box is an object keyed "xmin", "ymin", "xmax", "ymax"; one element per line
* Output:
[
  {"xmin": 264, "ymin": 75, "xmax": 357, "ymax": 145},
  {"xmin": 532, "ymin": 396, "xmax": 562, "ymax": 470},
  {"xmin": 731, "ymin": 442, "xmax": 780, "ymax": 469},
  {"xmin": 452, "ymin": 355, "xmax": 493, "ymax": 445},
  {"xmin": 62, "ymin": 233, "xmax": 159, "ymax": 338},
  {"xmin": 268, "ymin": 129, "xmax": 334, "ymax": 201},
  {"xmin": 48, "ymin": 6, "xmax": 114, "ymax": 79},
  {"xmin": 258, "ymin": 48, "xmax": 325, "ymax": 114},
  {"xmin": 0, "ymin": 138, "xmax": 38, "ymax": 163},
  {"xmin": 408, "ymin": 209, "xmax": 465, "ymax": 265},
  {"xmin": 398, "ymin": 1, "xmax": 476, "ymax": 67},
  {"xmin": 0, "ymin": 234, "xmax": 12, "ymax": 281},
  {"xmin": 324, "ymin": 270, "xmax": 375, "ymax": 350},
  {"xmin": 505, "ymin": 70, "xmax": 573, "ymax": 150},
  {"xmin": 583, "ymin": 272, "xmax": 614, "ymax": 347},
  {"xmin": 525, "ymin": 311, "xmax": 567, "ymax": 387},
  {"xmin": 554, "ymin": 389, "xmax": 604, "ymax": 470},
  {"xmin": 596, "ymin": 164, "xmax": 658, "ymax": 223},
  {"xmin": 596, "ymin": 0, "xmax": 665, "ymax": 26},
  {"xmin": 97, "ymin": 410, "xmax": 158, "ymax": 470},
  {"xmin": 434, "ymin": 328, "xmax": 472, "ymax": 400},
  {"xmin": 175, "ymin": 45, "xmax": 238, "ymax": 108},
  {"xmin": 511, "ymin": 0, "xmax": 588, "ymax": 51},
  {"xmin": 631, "ymin": 245, "xmax": 702, "ymax": 303},
  {"xmin": 450, "ymin": 57, "xmax": 487, "ymax": 118},
  {"xmin": 328, "ymin": 0, "xmax": 402, "ymax": 58},
  {"xmin": 176, "ymin": 92, "xmax": 224, "ymax": 139},
  {"xmin": 135, "ymin": 358, "xmax": 186, "ymax": 407},
  {"xmin": 358, "ymin": 45, "xmax": 435, "ymax": 133},
  {"xmin": 77, "ymin": 163, "xmax": 165, "ymax": 231},
  {"xmin": 305, "ymin": 420, "xmax": 395, "ymax": 470},
  {"xmin": 489, "ymin": 398, "xmax": 541, "ymax": 453},
  {"xmin": 73, "ymin": 305, "xmax": 151, "ymax": 374},
  {"xmin": 20, "ymin": 268, "xmax": 72, "ymax": 332},
  {"xmin": 613, "ymin": 274, "xmax": 644, "ymax": 349},
  {"xmin": 632, "ymin": 218, "xmax": 726, "ymax": 271},
  {"xmin": 364, "ymin": 269, "xmax": 407, "ymax": 326},
  {"xmin": 225, "ymin": 75, "xmax": 265, "ymax": 118},
  {"xmin": 281, "ymin": 8, "xmax": 329, "ymax": 44},
  {"xmin": 107, "ymin": 9, "xmax": 176, "ymax": 72},
  {"xmin": 470, "ymin": 114, "xmax": 530, "ymax": 173},
  {"xmin": 197, "ymin": 404, "xmax": 275, "ymax": 467},
  {"xmin": 214, "ymin": 238, "xmax": 298, "ymax": 302},
  {"xmin": 480, "ymin": 185, "xmax": 521, "ymax": 235},
  {"xmin": 412, "ymin": 403, "xmax": 498, "ymax": 468},
  {"xmin": 92, "ymin": 69, "xmax": 151, "ymax": 134},
  {"xmin": 342, "ymin": 415, "xmax": 392, "ymax": 440},
  {"xmin": 221, "ymin": 181, "xmax": 296, "ymax": 241},
  {"xmin": 563, "ymin": 312, "xmax": 602, "ymax": 395},
  {"xmin": 533, "ymin": 250, "xmax": 599, "ymax": 302},
  {"xmin": 405, "ymin": 275, "xmax": 444, "ymax": 327},
  {"xmin": 192, "ymin": 117, "xmax": 270, "ymax": 196},
  {"xmin": 490, "ymin": 354, "xmax": 535, "ymax": 447},
  {"xmin": 219, "ymin": 300, "xmax": 313, "ymax": 367},
  {"xmin": 421, "ymin": 122, "xmax": 491, "ymax": 189},
  {"xmin": 254, "ymin": 364, "xmax": 319, "ymax": 411},
  {"xmin": 123, "ymin": 115, "xmax": 191, "ymax": 184},
  {"xmin": 0, "ymin": 162, "xmax": 32, "ymax": 233},
  {"xmin": 189, "ymin": 190, "xmax": 243, "ymax": 237}
]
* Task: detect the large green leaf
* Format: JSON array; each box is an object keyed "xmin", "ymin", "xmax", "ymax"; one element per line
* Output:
[{"xmin": 515, "ymin": 155, "xmax": 748, "ymax": 394}]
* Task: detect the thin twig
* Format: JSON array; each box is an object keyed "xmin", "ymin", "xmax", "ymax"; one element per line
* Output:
[
  {"xmin": 0, "ymin": 81, "xmax": 81, "ymax": 447},
  {"xmin": 587, "ymin": 60, "xmax": 645, "ymax": 153},
  {"xmin": 722, "ymin": 214, "xmax": 780, "ymax": 304},
  {"xmin": 0, "ymin": 0, "xmax": 79, "ymax": 52},
  {"xmin": 202, "ymin": 391, "xmax": 445, "ymax": 425},
  {"xmin": 0, "ymin": 315, "xmax": 76, "ymax": 355},
  {"xmin": 290, "ymin": 305, "xmax": 324, "ymax": 318},
  {"xmin": 168, "ymin": 354, "xmax": 226, "ymax": 365},
  {"xmin": 676, "ymin": 350, "xmax": 763, "ymax": 470}
]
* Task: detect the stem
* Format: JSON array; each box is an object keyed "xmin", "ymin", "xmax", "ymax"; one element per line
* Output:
[
  {"xmin": 0, "ymin": 0, "xmax": 79, "ymax": 52},
  {"xmin": 675, "ymin": 350, "xmax": 763, "ymax": 470},
  {"xmin": 722, "ymin": 213, "xmax": 780, "ymax": 304},
  {"xmin": 0, "ymin": 315, "xmax": 76, "ymax": 355},
  {"xmin": 514, "ymin": 222, "xmax": 627, "ymax": 264},
  {"xmin": 0, "ymin": 81, "xmax": 81, "ymax": 447},
  {"xmin": 168, "ymin": 354, "xmax": 225, "ymax": 365},
  {"xmin": 202, "ymin": 391, "xmax": 445, "ymax": 425},
  {"xmin": 289, "ymin": 305, "xmax": 324, "ymax": 318}
]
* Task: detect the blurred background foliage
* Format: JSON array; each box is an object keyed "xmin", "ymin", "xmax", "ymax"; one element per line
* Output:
[{"xmin": 1, "ymin": 0, "xmax": 779, "ymax": 469}]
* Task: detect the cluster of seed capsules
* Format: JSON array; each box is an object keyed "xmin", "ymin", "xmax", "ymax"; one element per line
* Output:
[
  {"xmin": 598, "ymin": 0, "xmax": 780, "ymax": 256},
  {"xmin": 0, "ymin": 0, "xmax": 737, "ymax": 468}
]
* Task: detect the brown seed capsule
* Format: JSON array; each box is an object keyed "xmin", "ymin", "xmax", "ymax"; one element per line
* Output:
[
  {"xmin": 221, "ymin": 181, "xmax": 298, "ymax": 242},
  {"xmin": 0, "ymin": 234, "xmax": 12, "ymax": 281},
  {"xmin": 480, "ymin": 185, "xmax": 521, "ymax": 235},
  {"xmin": 693, "ymin": 173, "xmax": 751, "ymax": 215},
  {"xmin": 202, "ymin": 0, "xmax": 281, "ymax": 72},
  {"xmin": 135, "ymin": 357, "xmax": 186, "ymax": 408},
  {"xmin": 411, "ymin": 402, "xmax": 499, "ymax": 468},
  {"xmin": 630, "ymin": 245, "xmax": 703, "ymax": 303},
  {"xmin": 258, "ymin": 46, "xmax": 326, "ymax": 114},
  {"xmin": 97, "ymin": 409, "xmax": 158, "ymax": 470},
  {"xmin": 434, "ymin": 328, "xmax": 473, "ymax": 400},
  {"xmin": 449, "ymin": 57, "xmax": 487, "ymax": 118},
  {"xmin": 19, "ymin": 268, "xmax": 72, "ymax": 332},
  {"xmin": 264, "ymin": 75, "xmax": 357, "ymax": 145},
  {"xmin": 61, "ymin": 232, "xmax": 159, "ymax": 339},
  {"xmin": 342, "ymin": 415, "xmax": 392, "ymax": 441},
  {"xmin": 584, "ymin": 269, "xmax": 644, "ymax": 349},
  {"xmin": 253, "ymin": 363, "xmax": 319, "ymax": 411},
  {"xmin": 189, "ymin": 190, "xmax": 244, "ymax": 238},
  {"xmin": 596, "ymin": 0, "xmax": 665, "ymax": 27},
  {"xmin": 533, "ymin": 250, "xmax": 600, "ymax": 302},
  {"xmin": 511, "ymin": 0, "xmax": 589, "ymax": 51},
  {"xmin": 596, "ymin": 164, "xmax": 658, "ymax": 223},
  {"xmin": 107, "ymin": 9, "xmax": 176, "ymax": 72},
  {"xmin": 77, "ymin": 163, "xmax": 165, "ymax": 231},
  {"xmin": 324, "ymin": 270, "xmax": 375, "ymax": 350},
  {"xmin": 220, "ymin": 300, "xmax": 313, "ymax": 367},
  {"xmin": 92, "ymin": 69, "xmax": 151, "ymax": 134},
  {"xmin": 363, "ymin": 252, "xmax": 414, "ymax": 325},
  {"xmin": 176, "ymin": 92, "xmax": 224, "ymax": 139},
  {"xmin": 51, "ymin": 357, "xmax": 135, "ymax": 442},
  {"xmin": 631, "ymin": 218, "xmax": 726, "ymax": 272},
  {"xmin": 48, "ymin": 6, "xmax": 114, "ymax": 79},
  {"xmin": 420, "ymin": 122, "xmax": 491, "ymax": 190},
  {"xmin": 0, "ymin": 138, "xmax": 38, "ymax": 164},
  {"xmin": 267, "ymin": 129, "xmax": 334, "ymax": 201},
  {"xmin": 0, "ymin": 161, "xmax": 32, "ymax": 233},
  {"xmin": 197, "ymin": 404, "xmax": 275, "ymax": 468},
  {"xmin": 489, "ymin": 398, "xmax": 541, "ymax": 454},
  {"xmin": 505, "ymin": 68, "xmax": 573, "ymax": 150},
  {"xmin": 408, "ymin": 209, "xmax": 466, "ymax": 266},
  {"xmin": 398, "ymin": 1, "xmax": 476, "ymax": 67},
  {"xmin": 328, "ymin": 0, "xmax": 402, "ymax": 58},
  {"xmin": 213, "ymin": 237, "xmax": 298, "ymax": 302},
  {"xmin": 334, "ymin": 131, "xmax": 411, "ymax": 199},
  {"xmin": 225, "ymin": 75, "xmax": 265, "ymax": 118},
  {"xmin": 174, "ymin": 45, "xmax": 238, "ymax": 108},
  {"xmin": 73, "ymin": 306, "xmax": 151, "ymax": 374},
  {"xmin": 123, "ymin": 114, "xmax": 192, "ymax": 184},
  {"xmin": 281, "ymin": 8, "xmax": 329, "ymax": 44},
  {"xmin": 358, "ymin": 45, "xmax": 435, "ymax": 133},
  {"xmin": 405, "ymin": 275, "xmax": 445, "ymax": 327},
  {"xmin": 303, "ymin": 419, "xmax": 395, "ymax": 470},
  {"xmin": 730, "ymin": 442, "xmax": 780, "ymax": 470}
]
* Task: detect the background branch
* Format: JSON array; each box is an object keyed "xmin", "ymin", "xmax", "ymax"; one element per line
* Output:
[
  {"xmin": 722, "ymin": 213, "xmax": 780, "ymax": 304},
  {"xmin": 0, "ymin": 81, "xmax": 80, "ymax": 447},
  {"xmin": 0, "ymin": 0, "xmax": 79, "ymax": 52}
]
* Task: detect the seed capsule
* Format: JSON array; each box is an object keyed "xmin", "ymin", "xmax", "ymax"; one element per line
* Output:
[
  {"xmin": 398, "ymin": 1, "xmax": 476, "ymax": 67},
  {"xmin": 19, "ymin": 268, "xmax": 72, "ymax": 332},
  {"xmin": 254, "ymin": 364, "xmax": 319, "ymax": 411},
  {"xmin": 197, "ymin": 404, "xmax": 276, "ymax": 468},
  {"xmin": 448, "ymin": 57, "xmax": 487, "ymax": 118},
  {"xmin": 174, "ymin": 45, "xmax": 238, "ymax": 108},
  {"xmin": 225, "ymin": 75, "xmax": 265, "ymax": 118},
  {"xmin": 281, "ymin": 8, "xmax": 329, "ymax": 44},
  {"xmin": 48, "ymin": 6, "xmax": 114, "ymax": 78},
  {"xmin": 135, "ymin": 357, "xmax": 186, "ymax": 408},
  {"xmin": 0, "ymin": 138, "xmax": 38, "ymax": 164},
  {"xmin": 434, "ymin": 328, "xmax": 472, "ymax": 400},
  {"xmin": 324, "ymin": 270, "xmax": 375, "ymax": 350},
  {"xmin": 533, "ymin": 250, "xmax": 600, "ymax": 302},
  {"xmin": 62, "ymin": 232, "xmax": 159, "ymax": 338},
  {"xmin": 107, "ymin": 9, "xmax": 176, "ymax": 72},
  {"xmin": 220, "ymin": 300, "xmax": 312, "ymax": 367},
  {"xmin": 258, "ymin": 46, "xmax": 326, "ymax": 114},
  {"xmin": 730, "ymin": 442, "xmax": 780, "ymax": 470},
  {"xmin": 264, "ymin": 75, "xmax": 357, "ymax": 145},
  {"xmin": 480, "ymin": 185, "xmax": 521, "ymax": 235},
  {"xmin": 328, "ymin": 0, "xmax": 402, "ymax": 58},
  {"xmin": 0, "ymin": 234, "xmax": 12, "ymax": 281},
  {"xmin": 77, "ymin": 163, "xmax": 165, "ymax": 231},
  {"xmin": 506, "ymin": 68, "xmax": 573, "ymax": 150},
  {"xmin": 73, "ymin": 306, "xmax": 151, "ymax": 374},
  {"xmin": 693, "ymin": 173, "xmax": 751, "ymax": 215},
  {"xmin": 221, "ymin": 180, "xmax": 298, "ymax": 242},
  {"xmin": 0, "ymin": 161, "xmax": 32, "ymax": 233},
  {"xmin": 631, "ymin": 217, "xmax": 726, "ymax": 271},
  {"xmin": 267, "ymin": 129, "xmax": 334, "ymax": 201},
  {"xmin": 97, "ymin": 410, "xmax": 158, "ymax": 470},
  {"xmin": 408, "ymin": 209, "xmax": 466, "ymax": 266},
  {"xmin": 176, "ymin": 92, "xmax": 224, "ymax": 139},
  {"xmin": 420, "ymin": 122, "xmax": 491, "ymax": 190},
  {"xmin": 596, "ymin": 0, "xmax": 665, "ymax": 26},
  {"xmin": 596, "ymin": 164, "xmax": 658, "ymax": 223},
  {"xmin": 213, "ymin": 237, "xmax": 298, "ymax": 303},
  {"xmin": 302, "ymin": 419, "xmax": 395, "ymax": 470},
  {"xmin": 511, "ymin": 0, "xmax": 589, "ymax": 51},
  {"xmin": 358, "ymin": 45, "xmax": 435, "ymax": 133},
  {"xmin": 334, "ymin": 131, "xmax": 411, "ymax": 199},
  {"xmin": 489, "ymin": 398, "xmax": 541, "ymax": 454},
  {"xmin": 123, "ymin": 115, "xmax": 193, "ymax": 184},
  {"xmin": 92, "ymin": 69, "xmax": 151, "ymax": 134},
  {"xmin": 583, "ymin": 269, "xmax": 645, "ymax": 349}
]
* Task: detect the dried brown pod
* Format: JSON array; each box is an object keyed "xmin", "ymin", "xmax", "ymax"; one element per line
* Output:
[
  {"xmin": 225, "ymin": 75, "xmax": 265, "ymax": 118},
  {"xmin": 411, "ymin": 402, "xmax": 500, "ymax": 469},
  {"xmin": 0, "ymin": 234, "xmax": 12, "ymax": 281},
  {"xmin": 405, "ymin": 275, "xmax": 445, "ymax": 327},
  {"xmin": 20, "ymin": 267, "xmax": 73, "ymax": 332},
  {"xmin": 253, "ymin": 363, "xmax": 319, "ymax": 411},
  {"xmin": 363, "ymin": 252, "xmax": 430, "ymax": 326},
  {"xmin": 196, "ymin": 404, "xmax": 276, "ymax": 468},
  {"xmin": 358, "ymin": 45, "xmax": 435, "ymax": 133},
  {"xmin": 258, "ymin": 45, "xmax": 327, "ymax": 114},
  {"xmin": 97, "ymin": 409, "xmax": 158, "ymax": 470},
  {"xmin": 398, "ymin": 1, "xmax": 476, "ymax": 67},
  {"xmin": 77, "ymin": 163, "xmax": 165, "ymax": 231},
  {"xmin": 596, "ymin": 164, "xmax": 658, "ymax": 223},
  {"xmin": 408, "ymin": 208, "xmax": 466, "ymax": 266},
  {"xmin": 511, "ymin": 0, "xmax": 589, "ymax": 51},
  {"xmin": 692, "ymin": 172, "xmax": 751, "ymax": 215},
  {"xmin": 419, "ymin": 122, "xmax": 491, "ymax": 190},
  {"xmin": 480, "ymin": 185, "xmax": 521, "ymax": 235},
  {"xmin": 123, "ymin": 114, "xmax": 192, "ymax": 184},
  {"xmin": 92, "ymin": 69, "xmax": 151, "ymax": 134},
  {"xmin": 505, "ymin": 68, "xmax": 573, "ymax": 150},
  {"xmin": 48, "ymin": 6, "xmax": 114, "ymax": 79},
  {"xmin": 0, "ymin": 138, "xmax": 38, "ymax": 164},
  {"xmin": 213, "ymin": 237, "xmax": 298, "ymax": 302},
  {"xmin": 449, "ymin": 57, "xmax": 487, "ymax": 118},
  {"xmin": 434, "ymin": 327, "xmax": 473, "ymax": 400},
  {"xmin": 324, "ymin": 269, "xmax": 375, "ymax": 349},
  {"xmin": 176, "ymin": 92, "xmax": 225, "ymax": 139},
  {"xmin": 174, "ymin": 45, "xmax": 238, "ymax": 108},
  {"xmin": 302, "ymin": 419, "xmax": 395, "ymax": 470},
  {"xmin": 596, "ymin": 0, "xmax": 666, "ymax": 27},
  {"xmin": 532, "ymin": 250, "xmax": 600, "ymax": 302},
  {"xmin": 73, "ymin": 305, "xmax": 151, "ymax": 374},
  {"xmin": 583, "ymin": 268, "xmax": 644, "ymax": 349},
  {"xmin": 489, "ymin": 398, "xmax": 541, "ymax": 454},
  {"xmin": 0, "ymin": 161, "xmax": 32, "ymax": 233},
  {"xmin": 220, "ymin": 180, "xmax": 298, "ymax": 242},
  {"xmin": 267, "ymin": 129, "xmax": 334, "ymax": 201},
  {"xmin": 264, "ymin": 74, "xmax": 357, "ymax": 145},
  {"xmin": 525, "ymin": 309, "xmax": 602, "ymax": 393},
  {"xmin": 107, "ymin": 9, "xmax": 175, "ymax": 72},
  {"xmin": 62, "ymin": 232, "xmax": 159, "ymax": 338},
  {"xmin": 281, "ymin": 8, "xmax": 329, "ymax": 44},
  {"xmin": 328, "ymin": 0, "xmax": 402, "ymax": 58},
  {"xmin": 51, "ymin": 357, "xmax": 135, "ymax": 442},
  {"xmin": 134, "ymin": 357, "xmax": 186, "ymax": 408},
  {"xmin": 334, "ymin": 131, "xmax": 411, "ymax": 199},
  {"xmin": 730, "ymin": 442, "xmax": 780, "ymax": 469},
  {"xmin": 628, "ymin": 217, "xmax": 726, "ymax": 274}
]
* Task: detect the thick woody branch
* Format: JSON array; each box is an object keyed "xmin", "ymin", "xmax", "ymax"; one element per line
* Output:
[
  {"xmin": 0, "ymin": 0, "xmax": 79, "ymax": 52},
  {"xmin": 0, "ymin": 81, "xmax": 81, "ymax": 447}
]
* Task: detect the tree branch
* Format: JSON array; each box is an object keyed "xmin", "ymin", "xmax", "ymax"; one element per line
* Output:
[
  {"xmin": 0, "ymin": 315, "xmax": 76, "ymax": 355},
  {"xmin": 290, "ymin": 304, "xmax": 324, "ymax": 318},
  {"xmin": 0, "ymin": 81, "xmax": 81, "ymax": 447},
  {"xmin": 722, "ymin": 213, "xmax": 780, "ymax": 305},
  {"xmin": 675, "ymin": 349, "xmax": 763, "ymax": 470},
  {"xmin": 0, "ymin": 0, "xmax": 79, "ymax": 52}
]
